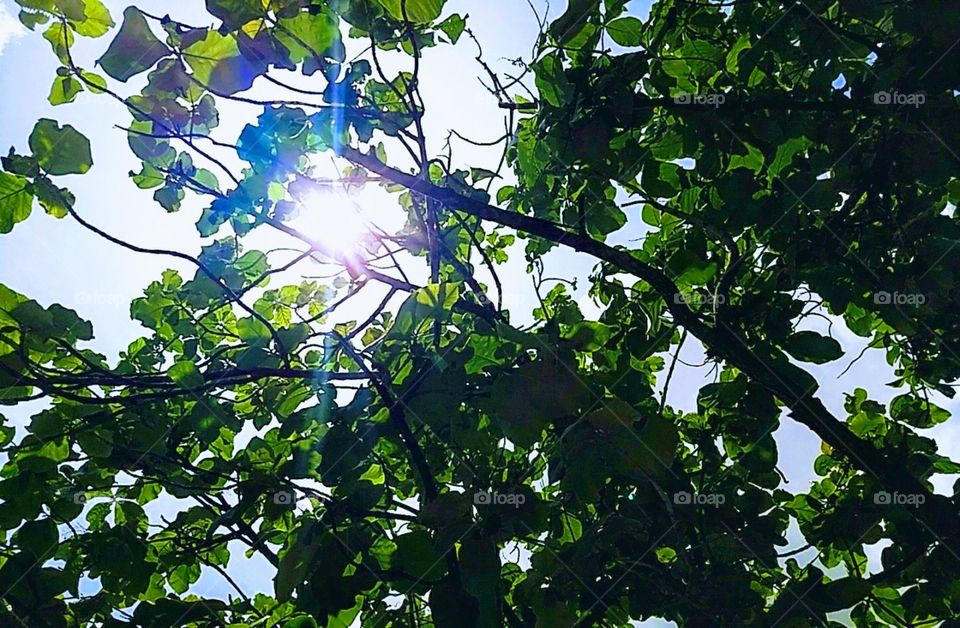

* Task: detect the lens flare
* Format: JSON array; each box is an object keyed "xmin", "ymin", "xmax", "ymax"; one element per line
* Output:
[{"xmin": 295, "ymin": 190, "xmax": 372, "ymax": 258}]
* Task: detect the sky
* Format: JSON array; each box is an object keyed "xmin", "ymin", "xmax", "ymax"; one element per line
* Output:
[{"xmin": 0, "ymin": 0, "xmax": 957, "ymax": 624}]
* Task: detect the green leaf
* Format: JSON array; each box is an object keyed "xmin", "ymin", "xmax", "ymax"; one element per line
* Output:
[
  {"xmin": 183, "ymin": 31, "xmax": 264, "ymax": 95},
  {"xmin": 29, "ymin": 118, "xmax": 93, "ymax": 175},
  {"xmin": 823, "ymin": 576, "xmax": 872, "ymax": 609},
  {"xmin": 131, "ymin": 164, "xmax": 165, "ymax": 189},
  {"xmin": 1, "ymin": 151, "xmax": 39, "ymax": 178},
  {"xmin": 667, "ymin": 250, "xmax": 717, "ymax": 285},
  {"xmin": 783, "ymin": 331, "xmax": 842, "ymax": 364},
  {"xmin": 584, "ymin": 399, "xmax": 678, "ymax": 474},
  {"xmin": 276, "ymin": 530, "xmax": 321, "ymax": 601},
  {"xmin": 17, "ymin": 6, "xmax": 50, "ymax": 30},
  {"xmin": 769, "ymin": 136, "xmax": 809, "ymax": 179},
  {"xmin": 417, "ymin": 283, "xmax": 460, "ymax": 310},
  {"xmin": 535, "ymin": 55, "xmax": 571, "ymax": 108},
  {"xmin": 29, "ymin": 411, "xmax": 60, "ymax": 440},
  {"xmin": 460, "ymin": 536, "xmax": 499, "ymax": 601},
  {"xmin": 390, "ymin": 283, "xmax": 460, "ymax": 336},
  {"xmin": 34, "ymin": 177, "xmax": 75, "ymax": 218},
  {"xmin": 237, "ymin": 316, "xmax": 272, "ymax": 346},
  {"xmin": 14, "ymin": 518, "xmax": 58, "ymax": 558},
  {"xmin": 154, "ymin": 184, "xmax": 185, "ymax": 212},
  {"xmin": 392, "ymin": 530, "xmax": 444, "ymax": 579},
  {"xmin": 133, "ymin": 599, "xmax": 227, "ymax": 626},
  {"xmin": 81, "ymin": 71, "xmax": 108, "ymax": 93},
  {"xmin": 48, "ymin": 74, "xmax": 83, "ymax": 105},
  {"xmin": 205, "ymin": 0, "xmax": 265, "ymax": 29},
  {"xmin": 656, "ymin": 547, "xmax": 677, "ymax": 564},
  {"xmin": 0, "ymin": 172, "xmax": 33, "ymax": 233},
  {"xmin": 470, "ymin": 167, "xmax": 500, "ymax": 183},
  {"xmin": 488, "ymin": 360, "xmax": 587, "ymax": 447},
  {"xmin": 725, "ymin": 34, "xmax": 752, "ymax": 73},
  {"xmin": 641, "ymin": 160, "xmax": 681, "ymax": 197},
  {"xmin": 563, "ymin": 321, "xmax": 613, "ymax": 351},
  {"xmin": 274, "ymin": 10, "xmax": 341, "ymax": 67},
  {"xmin": 42, "ymin": 22, "xmax": 73, "ymax": 62},
  {"xmin": 849, "ymin": 409, "xmax": 886, "ymax": 437},
  {"xmin": 550, "ymin": 0, "xmax": 598, "ymax": 45},
  {"xmin": 606, "ymin": 16, "xmax": 643, "ymax": 47},
  {"xmin": 890, "ymin": 394, "xmax": 950, "ymax": 428},
  {"xmin": 168, "ymin": 361, "xmax": 204, "ymax": 389},
  {"xmin": 375, "ymin": 0, "xmax": 446, "ymax": 23},
  {"xmin": 438, "ymin": 14, "xmax": 466, "ymax": 43},
  {"xmin": 168, "ymin": 563, "xmax": 199, "ymax": 594},
  {"xmin": 97, "ymin": 6, "xmax": 170, "ymax": 81},
  {"xmin": 70, "ymin": 0, "xmax": 114, "ymax": 38},
  {"xmin": 637, "ymin": 415, "xmax": 679, "ymax": 473},
  {"xmin": 728, "ymin": 144, "xmax": 764, "ymax": 173}
]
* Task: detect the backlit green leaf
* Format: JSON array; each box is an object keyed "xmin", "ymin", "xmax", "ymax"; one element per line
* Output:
[
  {"xmin": 606, "ymin": 16, "xmax": 643, "ymax": 47},
  {"xmin": 168, "ymin": 361, "xmax": 204, "ymax": 389},
  {"xmin": 97, "ymin": 6, "xmax": 171, "ymax": 81},
  {"xmin": 29, "ymin": 119, "xmax": 92, "ymax": 175},
  {"xmin": 0, "ymin": 172, "xmax": 33, "ymax": 233},
  {"xmin": 183, "ymin": 30, "xmax": 264, "ymax": 95},
  {"xmin": 375, "ymin": 0, "xmax": 445, "ymax": 23}
]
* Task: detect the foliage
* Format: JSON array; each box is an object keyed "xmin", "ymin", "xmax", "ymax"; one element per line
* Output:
[{"xmin": 2, "ymin": 0, "xmax": 960, "ymax": 626}]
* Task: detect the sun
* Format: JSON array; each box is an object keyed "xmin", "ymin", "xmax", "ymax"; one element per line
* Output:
[{"xmin": 293, "ymin": 189, "xmax": 374, "ymax": 259}]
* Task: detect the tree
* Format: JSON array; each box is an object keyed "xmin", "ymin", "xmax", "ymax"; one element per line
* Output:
[{"xmin": 1, "ymin": 0, "xmax": 959, "ymax": 625}]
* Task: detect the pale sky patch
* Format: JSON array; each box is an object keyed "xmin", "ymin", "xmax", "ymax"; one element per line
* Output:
[{"xmin": 0, "ymin": 3, "xmax": 25, "ymax": 56}]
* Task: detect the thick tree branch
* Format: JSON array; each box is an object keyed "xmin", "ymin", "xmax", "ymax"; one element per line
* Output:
[{"xmin": 339, "ymin": 145, "xmax": 960, "ymax": 548}]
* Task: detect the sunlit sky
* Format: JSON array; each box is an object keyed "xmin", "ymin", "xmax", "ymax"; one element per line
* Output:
[{"xmin": 0, "ymin": 0, "xmax": 957, "ymax": 623}]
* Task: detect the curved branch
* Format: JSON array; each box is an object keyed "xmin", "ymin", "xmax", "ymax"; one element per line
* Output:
[{"xmin": 66, "ymin": 207, "xmax": 291, "ymax": 367}]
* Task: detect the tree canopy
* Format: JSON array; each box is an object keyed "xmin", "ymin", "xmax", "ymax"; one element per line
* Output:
[{"xmin": 2, "ymin": 0, "xmax": 960, "ymax": 625}]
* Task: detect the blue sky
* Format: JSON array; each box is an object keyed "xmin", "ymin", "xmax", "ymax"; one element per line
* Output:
[{"xmin": 0, "ymin": 0, "xmax": 957, "ymax": 624}]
